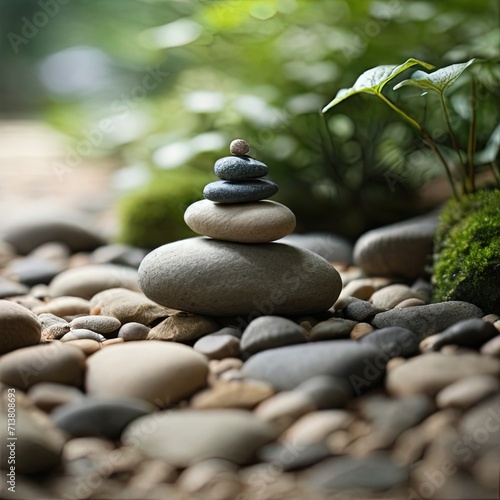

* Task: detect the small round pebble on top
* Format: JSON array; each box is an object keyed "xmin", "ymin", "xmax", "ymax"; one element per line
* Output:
[{"xmin": 230, "ymin": 139, "xmax": 250, "ymax": 156}]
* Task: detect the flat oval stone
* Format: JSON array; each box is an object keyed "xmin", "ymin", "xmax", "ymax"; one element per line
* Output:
[
  {"xmin": 203, "ymin": 179, "xmax": 278, "ymax": 203},
  {"xmin": 214, "ymin": 156, "xmax": 268, "ymax": 180},
  {"xmin": 371, "ymin": 301, "xmax": 483, "ymax": 338},
  {"xmin": 431, "ymin": 318, "xmax": 498, "ymax": 350},
  {"xmin": 49, "ymin": 264, "xmax": 140, "ymax": 299},
  {"xmin": 242, "ymin": 341, "xmax": 386, "ymax": 392},
  {"xmin": 241, "ymin": 316, "xmax": 307, "ymax": 355},
  {"xmin": 118, "ymin": 322, "xmax": 151, "ymax": 341},
  {"xmin": 60, "ymin": 329, "xmax": 106, "ymax": 342},
  {"xmin": 0, "ymin": 342, "xmax": 86, "ymax": 389},
  {"xmin": 184, "ymin": 200, "xmax": 296, "ymax": 243},
  {"xmin": 0, "ymin": 300, "xmax": 41, "ymax": 354},
  {"xmin": 354, "ymin": 215, "xmax": 438, "ymax": 279},
  {"xmin": 51, "ymin": 397, "xmax": 154, "ymax": 440},
  {"xmin": 85, "ymin": 341, "xmax": 209, "ymax": 406},
  {"xmin": 69, "ymin": 315, "xmax": 121, "ymax": 335},
  {"xmin": 360, "ymin": 326, "xmax": 420, "ymax": 358},
  {"xmin": 138, "ymin": 238, "xmax": 342, "ymax": 317},
  {"xmin": 122, "ymin": 410, "xmax": 277, "ymax": 466}
]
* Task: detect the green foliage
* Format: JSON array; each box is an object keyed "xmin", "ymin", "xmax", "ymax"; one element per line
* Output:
[
  {"xmin": 118, "ymin": 168, "xmax": 213, "ymax": 248},
  {"xmin": 433, "ymin": 189, "xmax": 500, "ymax": 313},
  {"xmin": 324, "ymin": 57, "xmax": 500, "ymax": 198},
  {"xmin": 1, "ymin": 0, "xmax": 499, "ymax": 237}
]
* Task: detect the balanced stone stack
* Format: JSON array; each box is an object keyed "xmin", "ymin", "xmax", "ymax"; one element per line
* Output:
[{"xmin": 138, "ymin": 140, "xmax": 342, "ymax": 318}]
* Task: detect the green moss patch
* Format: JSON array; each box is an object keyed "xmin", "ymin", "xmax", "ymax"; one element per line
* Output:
[
  {"xmin": 118, "ymin": 169, "xmax": 214, "ymax": 249},
  {"xmin": 433, "ymin": 189, "xmax": 500, "ymax": 313}
]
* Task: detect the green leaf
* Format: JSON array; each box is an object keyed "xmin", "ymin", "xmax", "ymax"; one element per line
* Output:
[
  {"xmin": 394, "ymin": 59, "xmax": 477, "ymax": 94},
  {"xmin": 322, "ymin": 58, "xmax": 434, "ymax": 113}
]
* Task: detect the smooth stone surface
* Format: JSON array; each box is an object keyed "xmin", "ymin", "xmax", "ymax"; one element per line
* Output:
[
  {"xmin": 0, "ymin": 276, "xmax": 29, "ymax": 298},
  {"xmin": 5, "ymin": 256, "xmax": 65, "ymax": 287},
  {"xmin": 370, "ymin": 284, "xmax": 425, "ymax": 310},
  {"xmin": 0, "ymin": 405, "xmax": 66, "ymax": 474},
  {"xmin": 258, "ymin": 442, "xmax": 331, "ymax": 471},
  {"xmin": 342, "ymin": 300, "xmax": 381, "ymax": 322},
  {"xmin": 91, "ymin": 244, "xmax": 147, "ymax": 268},
  {"xmin": 85, "ymin": 341, "xmax": 209, "ymax": 406},
  {"xmin": 184, "ymin": 200, "xmax": 296, "ymax": 243},
  {"xmin": 371, "ymin": 301, "xmax": 483, "ymax": 338},
  {"xmin": 27, "ymin": 382, "xmax": 85, "ymax": 412},
  {"xmin": 69, "ymin": 315, "xmax": 121, "ymax": 335},
  {"xmin": 0, "ymin": 342, "xmax": 86, "ymax": 389},
  {"xmin": 242, "ymin": 341, "xmax": 386, "ymax": 392},
  {"xmin": 431, "ymin": 318, "xmax": 498, "ymax": 351},
  {"xmin": 254, "ymin": 391, "xmax": 316, "ymax": 428},
  {"xmin": 481, "ymin": 335, "xmax": 500, "ymax": 356},
  {"xmin": 308, "ymin": 318, "xmax": 357, "ymax": 341},
  {"xmin": 1, "ymin": 214, "xmax": 105, "ymax": 255},
  {"xmin": 190, "ymin": 381, "xmax": 274, "ymax": 409},
  {"xmin": 435, "ymin": 375, "xmax": 500, "ymax": 409},
  {"xmin": 0, "ymin": 299, "xmax": 41, "ymax": 354},
  {"xmin": 63, "ymin": 339, "xmax": 101, "ymax": 355},
  {"xmin": 52, "ymin": 397, "xmax": 154, "ymax": 440},
  {"xmin": 240, "ymin": 316, "xmax": 307, "ymax": 355},
  {"xmin": 123, "ymin": 410, "xmax": 277, "ymax": 466},
  {"xmin": 33, "ymin": 296, "xmax": 91, "ymax": 316},
  {"xmin": 89, "ymin": 288, "xmax": 172, "ymax": 326},
  {"xmin": 203, "ymin": 179, "xmax": 278, "ymax": 203},
  {"xmin": 49, "ymin": 265, "xmax": 140, "ymax": 300},
  {"xmin": 295, "ymin": 375, "xmax": 354, "ymax": 409},
  {"xmin": 139, "ymin": 238, "xmax": 342, "ymax": 317},
  {"xmin": 214, "ymin": 155, "xmax": 268, "ymax": 180},
  {"xmin": 283, "ymin": 410, "xmax": 355, "ymax": 445},
  {"xmin": 118, "ymin": 322, "xmax": 151, "ymax": 341},
  {"xmin": 278, "ymin": 232, "xmax": 353, "ymax": 264},
  {"xmin": 60, "ymin": 329, "xmax": 106, "ymax": 342},
  {"xmin": 147, "ymin": 313, "xmax": 220, "ymax": 343},
  {"xmin": 307, "ymin": 454, "xmax": 409, "ymax": 491},
  {"xmin": 360, "ymin": 326, "xmax": 420, "ymax": 358},
  {"xmin": 354, "ymin": 215, "xmax": 438, "ymax": 279},
  {"xmin": 386, "ymin": 353, "xmax": 500, "ymax": 397},
  {"xmin": 194, "ymin": 333, "xmax": 241, "ymax": 360}
]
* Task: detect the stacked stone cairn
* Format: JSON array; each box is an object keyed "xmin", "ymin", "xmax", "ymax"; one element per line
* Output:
[{"xmin": 138, "ymin": 140, "xmax": 342, "ymax": 318}]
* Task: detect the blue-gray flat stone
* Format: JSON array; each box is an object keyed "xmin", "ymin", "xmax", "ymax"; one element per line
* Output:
[
  {"xmin": 242, "ymin": 341, "xmax": 386, "ymax": 393},
  {"xmin": 371, "ymin": 301, "xmax": 483, "ymax": 338},
  {"xmin": 203, "ymin": 179, "xmax": 278, "ymax": 203},
  {"xmin": 214, "ymin": 156, "xmax": 268, "ymax": 180}
]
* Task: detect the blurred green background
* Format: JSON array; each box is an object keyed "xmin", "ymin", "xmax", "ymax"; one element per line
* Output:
[{"xmin": 0, "ymin": 0, "xmax": 499, "ymax": 245}]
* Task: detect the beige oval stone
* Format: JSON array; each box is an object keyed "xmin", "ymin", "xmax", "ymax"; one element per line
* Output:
[
  {"xmin": 0, "ymin": 342, "xmax": 86, "ymax": 389},
  {"xmin": 123, "ymin": 410, "xmax": 277, "ymax": 466},
  {"xmin": 33, "ymin": 296, "xmax": 91, "ymax": 316},
  {"xmin": 49, "ymin": 264, "xmax": 139, "ymax": 299},
  {"xmin": 190, "ymin": 381, "xmax": 274, "ymax": 409},
  {"xmin": 85, "ymin": 341, "xmax": 209, "ymax": 406},
  {"xmin": 0, "ymin": 300, "xmax": 41, "ymax": 354},
  {"xmin": 386, "ymin": 353, "xmax": 500, "ymax": 397},
  {"xmin": 184, "ymin": 199, "xmax": 296, "ymax": 243},
  {"xmin": 148, "ymin": 312, "xmax": 220, "ymax": 343},
  {"xmin": 436, "ymin": 375, "xmax": 499, "ymax": 409}
]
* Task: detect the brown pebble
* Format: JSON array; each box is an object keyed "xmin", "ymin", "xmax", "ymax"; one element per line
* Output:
[
  {"xmin": 482, "ymin": 314, "xmax": 499, "ymax": 323},
  {"xmin": 386, "ymin": 357, "xmax": 406, "ymax": 371},
  {"xmin": 350, "ymin": 322, "xmax": 373, "ymax": 340},
  {"xmin": 481, "ymin": 334, "xmax": 500, "ymax": 356},
  {"xmin": 229, "ymin": 139, "xmax": 250, "ymax": 156},
  {"xmin": 102, "ymin": 338, "xmax": 124, "ymax": 347},
  {"xmin": 419, "ymin": 334, "xmax": 441, "ymax": 353},
  {"xmin": 394, "ymin": 298, "xmax": 426, "ymax": 308},
  {"xmin": 210, "ymin": 357, "xmax": 243, "ymax": 376}
]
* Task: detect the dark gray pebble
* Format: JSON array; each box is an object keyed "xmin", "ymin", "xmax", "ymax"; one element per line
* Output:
[
  {"xmin": 214, "ymin": 156, "xmax": 268, "ymax": 180},
  {"xmin": 431, "ymin": 318, "xmax": 498, "ymax": 351},
  {"xmin": 51, "ymin": 397, "xmax": 154, "ymax": 440},
  {"xmin": 360, "ymin": 326, "xmax": 421, "ymax": 357},
  {"xmin": 371, "ymin": 301, "xmax": 483, "ymax": 338},
  {"xmin": 258, "ymin": 441, "xmax": 331, "ymax": 471},
  {"xmin": 203, "ymin": 179, "xmax": 278, "ymax": 203}
]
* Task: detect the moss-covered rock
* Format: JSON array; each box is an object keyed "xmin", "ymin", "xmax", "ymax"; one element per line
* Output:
[
  {"xmin": 118, "ymin": 169, "xmax": 214, "ymax": 249},
  {"xmin": 433, "ymin": 189, "xmax": 500, "ymax": 314}
]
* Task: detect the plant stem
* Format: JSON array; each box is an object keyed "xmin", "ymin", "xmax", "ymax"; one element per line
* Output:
[
  {"xmin": 490, "ymin": 161, "xmax": 500, "ymax": 187},
  {"xmin": 318, "ymin": 111, "xmax": 345, "ymax": 187},
  {"xmin": 467, "ymin": 78, "xmax": 477, "ymax": 193},
  {"xmin": 377, "ymin": 93, "xmax": 459, "ymax": 199},
  {"xmin": 440, "ymin": 93, "xmax": 467, "ymax": 194}
]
